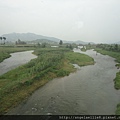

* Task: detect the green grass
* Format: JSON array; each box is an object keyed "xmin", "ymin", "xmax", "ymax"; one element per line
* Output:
[
  {"xmin": 94, "ymin": 48, "xmax": 120, "ymax": 63},
  {"xmin": 114, "ymin": 72, "xmax": 120, "ymax": 90},
  {"xmin": 116, "ymin": 103, "xmax": 120, "ymax": 115},
  {"xmin": 65, "ymin": 51, "xmax": 94, "ymax": 66},
  {"xmin": 0, "ymin": 47, "xmax": 94, "ymax": 114},
  {"xmin": 115, "ymin": 63, "xmax": 120, "ymax": 69},
  {"xmin": 81, "ymin": 47, "xmax": 86, "ymax": 52}
]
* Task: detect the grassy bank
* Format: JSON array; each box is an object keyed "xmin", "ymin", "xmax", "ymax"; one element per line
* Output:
[
  {"xmin": 65, "ymin": 51, "xmax": 94, "ymax": 66},
  {"xmin": 94, "ymin": 48, "xmax": 120, "ymax": 63},
  {"xmin": 92, "ymin": 47, "xmax": 120, "ymax": 114},
  {"xmin": 0, "ymin": 47, "xmax": 94, "ymax": 114},
  {"xmin": 0, "ymin": 46, "xmax": 35, "ymax": 63}
]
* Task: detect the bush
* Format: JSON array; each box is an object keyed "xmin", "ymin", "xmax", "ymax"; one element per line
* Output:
[{"xmin": 56, "ymin": 69, "xmax": 69, "ymax": 77}]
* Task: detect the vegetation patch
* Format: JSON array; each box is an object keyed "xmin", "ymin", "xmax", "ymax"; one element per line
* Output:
[
  {"xmin": 94, "ymin": 48, "xmax": 120, "ymax": 63},
  {"xmin": 81, "ymin": 46, "xmax": 86, "ymax": 52},
  {"xmin": 116, "ymin": 103, "xmax": 120, "ymax": 115},
  {"xmin": 0, "ymin": 47, "xmax": 94, "ymax": 114},
  {"xmin": 114, "ymin": 72, "xmax": 120, "ymax": 90},
  {"xmin": 65, "ymin": 51, "xmax": 94, "ymax": 66}
]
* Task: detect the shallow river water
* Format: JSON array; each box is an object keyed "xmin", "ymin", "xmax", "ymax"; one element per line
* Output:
[
  {"xmin": 7, "ymin": 49, "xmax": 120, "ymax": 115},
  {"xmin": 0, "ymin": 50, "xmax": 37, "ymax": 75}
]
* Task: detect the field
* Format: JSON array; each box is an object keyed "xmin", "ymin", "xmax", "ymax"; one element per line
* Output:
[
  {"xmin": 94, "ymin": 48, "xmax": 120, "ymax": 63},
  {"xmin": 0, "ymin": 47, "xmax": 94, "ymax": 114}
]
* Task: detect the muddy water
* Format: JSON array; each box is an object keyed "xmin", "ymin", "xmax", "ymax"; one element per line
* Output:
[
  {"xmin": 0, "ymin": 50, "xmax": 37, "ymax": 75},
  {"xmin": 7, "ymin": 49, "xmax": 120, "ymax": 115}
]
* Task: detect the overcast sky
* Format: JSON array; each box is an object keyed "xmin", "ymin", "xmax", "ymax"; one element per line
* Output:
[{"xmin": 0, "ymin": 0, "xmax": 120, "ymax": 43}]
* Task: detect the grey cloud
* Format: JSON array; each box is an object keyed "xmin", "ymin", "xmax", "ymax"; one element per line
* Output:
[{"xmin": 0, "ymin": 0, "xmax": 120, "ymax": 43}]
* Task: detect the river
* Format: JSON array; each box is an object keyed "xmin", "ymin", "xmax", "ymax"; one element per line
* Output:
[
  {"xmin": 0, "ymin": 50, "xmax": 37, "ymax": 76},
  {"xmin": 7, "ymin": 49, "xmax": 120, "ymax": 115}
]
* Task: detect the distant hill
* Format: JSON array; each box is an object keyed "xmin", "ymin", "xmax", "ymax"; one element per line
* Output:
[
  {"xmin": 1, "ymin": 32, "xmax": 94, "ymax": 45},
  {"xmin": 2, "ymin": 33, "xmax": 61, "ymax": 43},
  {"xmin": 116, "ymin": 41, "xmax": 120, "ymax": 44}
]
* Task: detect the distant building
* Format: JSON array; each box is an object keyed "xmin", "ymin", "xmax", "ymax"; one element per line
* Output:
[
  {"xmin": 78, "ymin": 46, "xmax": 83, "ymax": 49},
  {"xmin": 78, "ymin": 45, "xmax": 86, "ymax": 50},
  {"xmin": 51, "ymin": 46, "xmax": 59, "ymax": 48}
]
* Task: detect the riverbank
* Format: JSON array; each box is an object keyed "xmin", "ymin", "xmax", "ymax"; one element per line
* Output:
[
  {"xmin": 93, "ymin": 48, "xmax": 120, "ymax": 114},
  {"xmin": 0, "ymin": 46, "xmax": 35, "ymax": 63},
  {"xmin": 0, "ymin": 47, "xmax": 94, "ymax": 114},
  {"xmin": 0, "ymin": 50, "xmax": 37, "ymax": 76}
]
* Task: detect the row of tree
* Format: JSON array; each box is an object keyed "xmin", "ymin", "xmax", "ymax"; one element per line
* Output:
[
  {"xmin": 15, "ymin": 39, "xmax": 26, "ymax": 45},
  {"xmin": 0, "ymin": 37, "xmax": 6, "ymax": 45},
  {"xmin": 37, "ymin": 40, "xmax": 63, "ymax": 48},
  {"xmin": 96, "ymin": 44, "xmax": 120, "ymax": 52}
]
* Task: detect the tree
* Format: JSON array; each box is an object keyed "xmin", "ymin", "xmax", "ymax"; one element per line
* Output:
[
  {"xmin": 114, "ymin": 44, "xmax": 118, "ymax": 51},
  {"xmin": 88, "ymin": 43, "xmax": 91, "ymax": 48},
  {"xmin": 16, "ymin": 39, "xmax": 26, "ymax": 45},
  {"xmin": 37, "ymin": 42, "xmax": 41, "ymax": 47},
  {"xmin": 3, "ymin": 37, "xmax": 6, "ymax": 45},
  {"xmin": 109, "ymin": 45, "xmax": 113, "ymax": 51},
  {"xmin": 15, "ymin": 41, "xmax": 18, "ymax": 45},
  {"xmin": 59, "ymin": 40, "xmax": 63, "ymax": 45},
  {"xmin": 16, "ymin": 39, "xmax": 20, "ymax": 45},
  {"xmin": 66, "ymin": 45, "xmax": 69, "ymax": 48},
  {"xmin": 69, "ymin": 44, "xmax": 73, "ymax": 49},
  {"xmin": 42, "ymin": 43, "xmax": 46, "ymax": 48},
  {"xmin": 0, "ymin": 37, "xmax": 2, "ymax": 45},
  {"xmin": 88, "ymin": 43, "xmax": 91, "ymax": 46}
]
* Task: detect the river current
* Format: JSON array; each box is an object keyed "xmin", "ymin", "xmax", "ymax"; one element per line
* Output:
[
  {"xmin": 0, "ymin": 50, "xmax": 37, "ymax": 76},
  {"xmin": 7, "ymin": 49, "xmax": 120, "ymax": 115}
]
